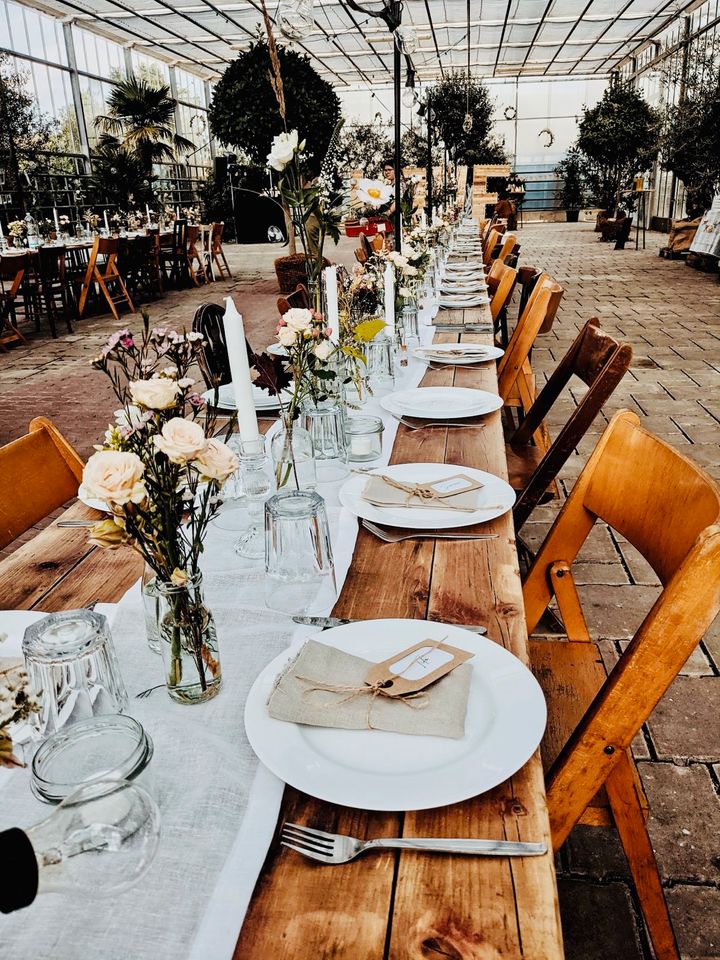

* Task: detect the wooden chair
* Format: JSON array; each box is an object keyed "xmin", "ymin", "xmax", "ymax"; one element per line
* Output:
[
  {"xmin": 489, "ymin": 262, "xmax": 518, "ymax": 335},
  {"xmin": 186, "ymin": 225, "xmax": 208, "ymax": 286},
  {"xmin": 497, "ymin": 232, "xmax": 519, "ymax": 265},
  {"xmin": 277, "ymin": 283, "xmax": 311, "ymax": 316},
  {"xmin": 160, "ymin": 219, "xmax": 189, "ymax": 289},
  {"xmin": 507, "ymin": 318, "xmax": 633, "ymax": 530},
  {"xmin": 0, "ymin": 254, "xmax": 29, "ymax": 349},
  {"xmin": 199, "ymin": 225, "xmax": 214, "ymax": 281},
  {"xmin": 211, "ymin": 222, "xmax": 232, "ymax": 279},
  {"xmin": 37, "ymin": 246, "xmax": 73, "ymax": 337},
  {"xmin": 524, "ymin": 409, "xmax": 720, "ymax": 960},
  {"xmin": 0, "ymin": 417, "xmax": 85, "ymax": 550},
  {"xmin": 497, "ymin": 276, "xmax": 564, "ymax": 413},
  {"xmin": 191, "ymin": 302, "xmax": 254, "ymax": 389},
  {"xmin": 482, "ymin": 228, "xmax": 503, "ymax": 267},
  {"xmin": 516, "ymin": 265, "xmax": 544, "ymax": 326},
  {"xmin": 78, "ymin": 237, "xmax": 136, "ymax": 322}
]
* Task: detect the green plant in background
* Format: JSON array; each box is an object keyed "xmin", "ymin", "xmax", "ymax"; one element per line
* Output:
[
  {"xmin": 575, "ymin": 78, "xmax": 660, "ymax": 211},
  {"xmin": 208, "ymin": 38, "xmax": 341, "ymax": 171},
  {"xmin": 554, "ymin": 147, "xmax": 586, "ymax": 211},
  {"xmin": 400, "ymin": 127, "xmax": 444, "ymax": 169},
  {"xmin": 422, "ymin": 72, "xmax": 497, "ymax": 165},
  {"xmin": 89, "ymin": 138, "xmax": 154, "ymax": 206},
  {"xmin": 659, "ymin": 38, "xmax": 720, "ymax": 217},
  {"xmin": 342, "ymin": 118, "xmax": 393, "ymax": 178}
]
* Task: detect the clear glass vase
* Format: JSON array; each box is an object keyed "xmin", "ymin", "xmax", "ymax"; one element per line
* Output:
[
  {"xmin": 156, "ymin": 574, "xmax": 222, "ymax": 705},
  {"xmin": 270, "ymin": 413, "xmax": 317, "ymax": 491}
]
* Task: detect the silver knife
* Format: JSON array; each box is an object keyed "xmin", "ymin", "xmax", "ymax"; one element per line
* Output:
[{"xmin": 293, "ymin": 616, "xmax": 487, "ymax": 635}]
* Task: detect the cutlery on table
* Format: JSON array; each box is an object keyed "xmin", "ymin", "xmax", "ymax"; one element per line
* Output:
[
  {"xmin": 361, "ymin": 519, "xmax": 499, "ymax": 544},
  {"xmin": 292, "ymin": 615, "xmax": 488, "ymax": 635},
  {"xmin": 58, "ymin": 520, "xmax": 97, "ymax": 527},
  {"xmin": 392, "ymin": 415, "xmax": 486, "ymax": 431},
  {"xmin": 281, "ymin": 823, "xmax": 547, "ymax": 863}
]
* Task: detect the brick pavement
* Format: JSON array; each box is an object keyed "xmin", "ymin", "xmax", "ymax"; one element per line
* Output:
[{"xmin": 1, "ymin": 224, "xmax": 719, "ymax": 956}]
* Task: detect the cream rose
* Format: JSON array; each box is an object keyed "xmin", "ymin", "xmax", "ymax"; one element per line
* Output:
[
  {"xmin": 129, "ymin": 377, "xmax": 180, "ymax": 410},
  {"xmin": 193, "ymin": 438, "xmax": 238, "ymax": 484},
  {"xmin": 80, "ymin": 450, "xmax": 147, "ymax": 506},
  {"xmin": 277, "ymin": 326, "xmax": 298, "ymax": 348},
  {"xmin": 267, "ymin": 130, "xmax": 299, "ymax": 171},
  {"xmin": 283, "ymin": 308, "xmax": 314, "ymax": 334},
  {"xmin": 313, "ymin": 340, "xmax": 333, "ymax": 361},
  {"xmin": 153, "ymin": 417, "xmax": 208, "ymax": 463}
]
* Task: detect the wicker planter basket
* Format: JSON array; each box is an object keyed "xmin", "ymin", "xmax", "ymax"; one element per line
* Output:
[{"xmin": 274, "ymin": 254, "xmax": 331, "ymax": 294}]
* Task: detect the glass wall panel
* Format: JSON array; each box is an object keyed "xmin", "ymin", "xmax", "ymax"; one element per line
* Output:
[
  {"xmin": 132, "ymin": 50, "xmax": 170, "ymax": 86},
  {"xmin": 72, "ymin": 26, "xmax": 126, "ymax": 80},
  {"xmin": 79, "ymin": 75, "xmax": 116, "ymax": 147},
  {"xmin": 175, "ymin": 67, "xmax": 205, "ymax": 106}
]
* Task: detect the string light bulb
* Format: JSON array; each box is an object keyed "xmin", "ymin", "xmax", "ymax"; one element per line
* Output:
[
  {"xmin": 277, "ymin": 0, "xmax": 314, "ymax": 41},
  {"xmin": 394, "ymin": 24, "xmax": 418, "ymax": 55}
]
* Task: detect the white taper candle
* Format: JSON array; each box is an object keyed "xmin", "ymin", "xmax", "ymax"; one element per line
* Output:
[
  {"xmin": 222, "ymin": 296, "xmax": 259, "ymax": 442},
  {"xmin": 383, "ymin": 262, "xmax": 395, "ymax": 327}
]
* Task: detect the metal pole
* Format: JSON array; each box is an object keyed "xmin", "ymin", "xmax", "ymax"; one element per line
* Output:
[
  {"xmin": 392, "ymin": 1, "xmax": 402, "ymax": 250},
  {"xmin": 426, "ymin": 93, "xmax": 432, "ymax": 221}
]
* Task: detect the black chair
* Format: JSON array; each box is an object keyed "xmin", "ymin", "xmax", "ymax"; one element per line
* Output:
[
  {"xmin": 161, "ymin": 219, "xmax": 189, "ymax": 289},
  {"xmin": 37, "ymin": 245, "xmax": 73, "ymax": 336},
  {"xmin": 192, "ymin": 302, "xmax": 254, "ymax": 389}
]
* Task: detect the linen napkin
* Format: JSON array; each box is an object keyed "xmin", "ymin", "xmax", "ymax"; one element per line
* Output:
[
  {"xmin": 267, "ymin": 639, "xmax": 473, "ymax": 738},
  {"xmin": 361, "ymin": 473, "xmax": 483, "ymax": 512}
]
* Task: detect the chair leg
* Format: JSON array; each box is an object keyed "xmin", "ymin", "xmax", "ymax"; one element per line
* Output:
[{"xmin": 606, "ymin": 751, "xmax": 680, "ymax": 960}]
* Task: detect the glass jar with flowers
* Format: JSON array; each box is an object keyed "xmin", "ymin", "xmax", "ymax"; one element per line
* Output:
[{"xmin": 79, "ymin": 314, "xmax": 238, "ymax": 704}]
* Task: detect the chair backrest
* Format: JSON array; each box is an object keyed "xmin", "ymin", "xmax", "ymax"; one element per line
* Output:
[
  {"xmin": 497, "ymin": 233, "xmax": 518, "ymax": 263},
  {"xmin": 523, "ymin": 410, "xmax": 720, "ymax": 843},
  {"xmin": 277, "ymin": 283, "xmax": 311, "ymax": 316},
  {"xmin": 497, "ymin": 276, "xmax": 564, "ymax": 401},
  {"xmin": 173, "ymin": 218, "xmax": 188, "ymax": 251},
  {"xmin": 38, "ymin": 246, "xmax": 66, "ymax": 281},
  {"xmin": 186, "ymin": 225, "xmax": 200, "ymax": 248},
  {"xmin": 490, "ymin": 262, "xmax": 518, "ymax": 323},
  {"xmin": 370, "ymin": 234, "xmax": 384, "ymax": 253},
  {"xmin": 211, "ymin": 222, "xmax": 224, "ymax": 249},
  {"xmin": 191, "ymin": 302, "xmax": 254, "ymax": 389},
  {"xmin": 360, "ymin": 233, "xmax": 374, "ymax": 261},
  {"xmin": 0, "ymin": 254, "xmax": 28, "ymax": 293},
  {"xmin": 0, "ymin": 417, "xmax": 84, "ymax": 550},
  {"xmin": 517, "ymin": 266, "xmax": 544, "ymax": 321},
  {"xmin": 510, "ymin": 318, "xmax": 633, "ymax": 529},
  {"xmin": 482, "ymin": 228, "xmax": 502, "ymax": 266}
]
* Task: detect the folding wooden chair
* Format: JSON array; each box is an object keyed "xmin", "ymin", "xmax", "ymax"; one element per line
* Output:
[
  {"xmin": 497, "ymin": 276, "xmax": 564, "ymax": 419},
  {"xmin": 0, "ymin": 417, "xmax": 84, "ymax": 549},
  {"xmin": 192, "ymin": 302, "xmax": 254, "ymax": 390},
  {"xmin": 77, "ymin": 237, "xmax": 135, "ymax": 322},
  {"xmin": 524, "ymin": 409, "xmax": 720, "ymax": 960},
  {"xmin": 496, "ymin": 232, "xmax": 519, "ymax": 265},
  {"xmin": 186, "ymin": 225, "xmax": 208, "ymax": 286},
  {"xmin": 277, "ymin": 283, "xmax": 311, "ymax": 316},
  {"xmin": 482, "ymin": 228, "xmax": 503, "ymax": 267},
  {"xmin": 507, "ymin": 318, "xmax": 633, "ymax": 530},
  {"xmin": 211, "ymin": 222, "xmax": 232, "ymax": 279},
  {"xmin": 0, "ymin": 254, "xmax": 29, "ymax": 349},
  {"xmin": 489, "ymin": 262, "xmax": 518, "ymax": 339}
]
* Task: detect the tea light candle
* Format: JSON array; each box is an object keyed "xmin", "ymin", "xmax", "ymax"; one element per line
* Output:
[{"xmin": 345, "ymin": 416, "xmax": 383, "ymax": 462}]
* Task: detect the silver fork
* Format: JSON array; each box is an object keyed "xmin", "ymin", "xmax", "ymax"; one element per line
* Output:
[
  {"xmin": 281, "ymin": 823, "xmax": 547, "ymax": 863},
  {"xmin": 392, "ymin": 415, "xmax": 486, "ymax": 431},
  {"xmin": 362, "ymin": 520, "xmax": 498, "ymax": 543}
]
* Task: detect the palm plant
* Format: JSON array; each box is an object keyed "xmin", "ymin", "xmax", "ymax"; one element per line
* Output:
[{"xmin": 95, "ymin": 77, "xmax": 194, "ymax": 177}]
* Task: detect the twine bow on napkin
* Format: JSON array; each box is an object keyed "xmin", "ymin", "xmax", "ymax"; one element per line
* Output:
[{"xmin": 362, "ymin": 473, "xmax": 482, "ymax": 513}]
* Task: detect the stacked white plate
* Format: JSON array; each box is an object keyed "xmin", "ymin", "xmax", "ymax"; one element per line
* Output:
[
  {"xmin": 380, "ymin": 385, "xmax": 502, "ymax": 419},
  {"xmin": 439, "ymin": 293, "xmax": 491, "ymax": 308},
  {"xmin": 201, "ymin": 382, "xmax": 290, "ymax": 412},
  {"xmin": 413, "ymin": 343, "xmax": 504, "ymax": 365}
]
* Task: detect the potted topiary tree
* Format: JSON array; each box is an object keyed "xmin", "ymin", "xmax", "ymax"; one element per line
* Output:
[{"xmin": 554, "ymin": 147, "xmax": 586, "ymax": 222}]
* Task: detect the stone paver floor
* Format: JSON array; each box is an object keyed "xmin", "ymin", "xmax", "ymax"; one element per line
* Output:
[{"xmin": 1, "ymin": 223, "xmax": 719, "ymax": 957}]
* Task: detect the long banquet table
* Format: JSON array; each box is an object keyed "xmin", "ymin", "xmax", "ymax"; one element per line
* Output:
[{"xmin": 0, "ymin": 299, "xmax": 564, "ymax": 958}]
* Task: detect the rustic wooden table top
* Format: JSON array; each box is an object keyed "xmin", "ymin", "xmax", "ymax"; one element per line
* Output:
[{"xmin": 0, "ymin": 301, "xmax": 563, "ymax": 960}]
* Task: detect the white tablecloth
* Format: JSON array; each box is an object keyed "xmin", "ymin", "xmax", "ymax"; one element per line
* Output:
[{"xmin": 0, "ymin": 324, "xmax": 437, "ymax": 960}]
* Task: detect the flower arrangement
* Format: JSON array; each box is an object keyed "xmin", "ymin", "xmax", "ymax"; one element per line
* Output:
[
  {"xmin": 7, "ymin": 220, "xmax": 26, "ymax": 240},
  {"xmin": 82, "ymin": 312, "xmax": 238, "ymax": 700},
  {"xmin": 84, "ymin": 210, "xmax": 100, "ymax": 230},
  {"xmin": 0, "ymin": 656, "xmax": 38, "ymax": 768},
  {"xmin": 182, "ymin": 205, "xmax": 201, "ymax": 223},
  {"xmin": 36, "ymin": 218, "xmax": 54, "ymax": 239}
]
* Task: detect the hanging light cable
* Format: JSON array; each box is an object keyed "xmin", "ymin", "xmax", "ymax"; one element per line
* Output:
[{"xmin": 462, "ymin": 0, "xmax": 473, "ymax": 133}]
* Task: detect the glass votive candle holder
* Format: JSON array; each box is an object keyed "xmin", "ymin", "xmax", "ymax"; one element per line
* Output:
[
  {"xmin": 30, "ymin": 715, "xmax": 154, "ymax": 804},
  {"xmin": 345, "ymin": 416, "xmax": 384, "ymax": 462}
]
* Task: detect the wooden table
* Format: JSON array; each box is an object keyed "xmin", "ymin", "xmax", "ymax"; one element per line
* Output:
[{"xmin": 0, "ymin": 304, "xmax": 564, "ymax": 958}]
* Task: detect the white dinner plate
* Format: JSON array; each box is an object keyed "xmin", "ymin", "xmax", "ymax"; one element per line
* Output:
[
  {"xmin": 381, "ymin": 386, "xmax": 503, "ymax": 419},
  {"xmin": 201, "ymin": 382, "xmax": 287, "ymax": 411},
  {"xmin": 338, "ymin": 462, "xmax": 515, "ymax": 529},
  {"xmin": 77, "ymin": 491, "xmax": 109, "ymax": 513},
  {"xmin": 413, "ymin": 343, "xmax": 504, "ymax": 365},
  {"xmin": 244, "ymin": 619, "xmax": 546, "ymax": 811},
  {"xmin": 267, "ymin": 342, "xmax": 288, "ymax": 357},
  {"xmin": 0, "ymin": 610, "xmax": 48, "ymax": 659}
]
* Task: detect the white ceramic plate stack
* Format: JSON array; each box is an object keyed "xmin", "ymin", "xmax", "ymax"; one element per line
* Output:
[
  {"xmin": 339, "ymin": 461, "xmax": 515, "ymax": 530},
  {"xmin": 201, "ymin": 382, "xmax": 290, "ymax": 413},
  {"xmin": 413, "ymin": 343, "xmax": 504, "ymax": 365},
  {"xmin": 381, "ymin": 386, "xmax": 502, "ymax": 420},
  {"xmin": 439, "ymin": 292, "xmax": 491, "ymax": 308},
  {"xmin": 245, "ymin": 619, "xmax": 546, "ymax": 810}
]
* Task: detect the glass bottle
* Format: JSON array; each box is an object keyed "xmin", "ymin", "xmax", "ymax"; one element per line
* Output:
[{"xmin": 155, "ymin": 573, "xmax": 222, "ymax": 704}]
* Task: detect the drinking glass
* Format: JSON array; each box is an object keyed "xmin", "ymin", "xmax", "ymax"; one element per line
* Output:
[
  {"xmin": 365, "ymin": 337, "xmax": 396, "ymax": 395},
  {"xmin": 302, "ymin": 399, "xmax": 349, "ymax": 483},
  {"xmin": 141, "ymin": 564, "xmax": 161, "ymax": 655},
  {"xmin": 23, "ymin": 610, "xmax": 128, "ymax": 739},
  {"xmin": 235, "ymin": 437, "xmax": 276, "ymax": 559},
  {"xmin": 401, "ymin": 302, "xmax": 419, "ymax": 346},
  {"xmin": 212, "ymin": 435, "xmax": 248, "ymax": 532},
  {"xmin": 264, "ymin": 491, "xmax": 336, "ymax": 615}
]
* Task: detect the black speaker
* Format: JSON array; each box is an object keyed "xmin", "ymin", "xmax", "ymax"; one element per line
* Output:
[{"xmin": 214, "ymin": 155, "xmax": 235, "ymax": 182}]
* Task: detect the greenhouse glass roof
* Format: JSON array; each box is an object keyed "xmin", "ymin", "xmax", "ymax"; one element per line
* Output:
[{"xmin": 16, "ymin": 0, "xmax": 698, "ymax": 82}]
